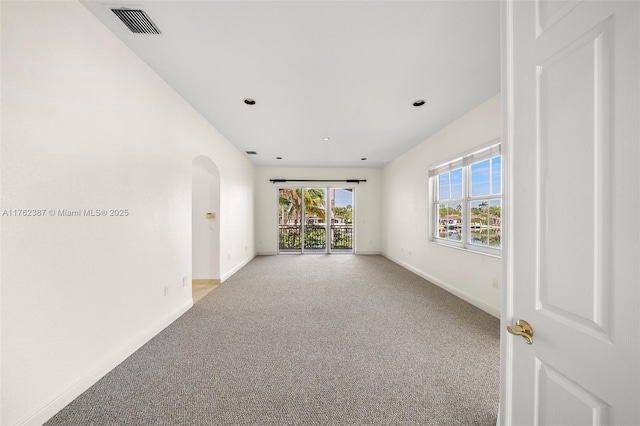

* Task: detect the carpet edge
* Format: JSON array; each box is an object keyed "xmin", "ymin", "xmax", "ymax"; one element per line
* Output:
[
  {"xmin": 381, "ymin": 252, "xmax": 501, "ymax": 318},
  {"xmin": 20, "ymin": 300, "xmax": 194, "ymax": 426},
  {"xmin": 221, "ymin": 255, "xmax": 255, "ymax": 283}
]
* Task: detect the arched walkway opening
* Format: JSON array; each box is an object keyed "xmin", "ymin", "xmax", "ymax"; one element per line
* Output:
[{"xmin": 192, "ymin": 155, "xmax": 220, "ymax": 302}]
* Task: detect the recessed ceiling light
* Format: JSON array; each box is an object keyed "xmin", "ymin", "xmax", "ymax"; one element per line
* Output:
[
  {"xmin": 361, "ymin": 157, "xmax": 367, "ymax": 161},
  {"xmin": 324, "ymin": 137, "xmax": 331, "ymax": 141},
  {"xmin": 276, "ymin": 156, "xmax": 282, "ymax": 160},
  {"xmin": 245, "ymin": 151, "xmax": 257, "ymax": 155},
  {"xmin": 244, "ymin": 98, "xmax": 256, "ymax": 105},
  {"xmin": 413, "ymin": 100, "xmax": 426, "ymax": 107}
]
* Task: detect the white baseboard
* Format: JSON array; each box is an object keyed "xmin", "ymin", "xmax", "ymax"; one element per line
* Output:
[
  {"xmin": 255, "ymin": 251, "xmax": 381, "ymax": 256},
  {"xmin": 18, "ymin": 300, "xmax": 193, "ymax": 426},
  {"xmin": 221, "ymin": 255, "xmax": 255, "ymax": 283},
  {"xmin": 381, "ymin": 252, "xmax": 500, "ymax": 318}
]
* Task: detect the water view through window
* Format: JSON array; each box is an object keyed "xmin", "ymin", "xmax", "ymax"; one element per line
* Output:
[{"xmin": 434, "ymin": 146, "xmax": 501, "ymax": 251}]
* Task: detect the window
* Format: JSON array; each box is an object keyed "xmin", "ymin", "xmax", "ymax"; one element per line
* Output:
[{"xmin": 430, "ymin": 143, "xmax": 501, "ymax": 255}]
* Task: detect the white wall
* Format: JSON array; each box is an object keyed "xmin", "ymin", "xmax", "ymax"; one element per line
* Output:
[
  {"xmin": 382, "ymin": 95, "xmax": 501, "ymax": 316},
  {"xmin": 0, "ymin": 2, "xmax": 254, "ymax": 425},
  {"xmin": 254, "ymin": 168, "xmax": 382, "ymax": 255}
]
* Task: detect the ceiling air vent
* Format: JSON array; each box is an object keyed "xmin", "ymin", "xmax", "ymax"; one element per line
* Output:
[
  {"xmin": 245, "ymin": 151, "xmax": 258, "ymax": 155},
  {"xmin": 111, "ymin": 8, "xmax": 161, "ymax": 34}
]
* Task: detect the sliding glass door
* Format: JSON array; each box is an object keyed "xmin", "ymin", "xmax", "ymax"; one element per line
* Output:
[{"xmin": 278, "ymin": 187, "xmax": 353, "ymax": 254}]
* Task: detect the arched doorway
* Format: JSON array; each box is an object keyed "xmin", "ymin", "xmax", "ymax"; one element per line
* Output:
[{"xmin": 192, "ymin": 156, "xmax": 220, "ymax": 302}]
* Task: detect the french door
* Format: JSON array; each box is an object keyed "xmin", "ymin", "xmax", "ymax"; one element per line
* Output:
[{"xmin": 278, "ymin": 187, "xmax": 354, "ymax": 254}]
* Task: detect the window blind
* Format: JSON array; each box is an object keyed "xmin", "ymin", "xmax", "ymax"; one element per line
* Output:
[
  {"xmin": 463, "ymin": 144, "xmax": 501, "ymax": 167},
  {"xmin": 428, "ymin": 143, "xmax": 501, "ymax": 177},
  {"xmin": 428, "ymin": 157, "xmax": 464, "ymax": 177}
]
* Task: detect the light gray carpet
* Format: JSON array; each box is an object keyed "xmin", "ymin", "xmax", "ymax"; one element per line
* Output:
[{"xmin": 47, "ymin": 255, "xmax": 500, "ymax": 425}]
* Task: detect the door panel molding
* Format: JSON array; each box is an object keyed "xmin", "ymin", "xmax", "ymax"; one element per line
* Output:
[
  {"xmin": 535, "ymin": 16, "xmax": 613, "ymax": 339},
  {"xmin": 535, "ymin": 357, "xmax": 611, "ymax": 425},
  {"xmin": 535, "ymin": 0, "xmax": 582, "ymax": 38}
]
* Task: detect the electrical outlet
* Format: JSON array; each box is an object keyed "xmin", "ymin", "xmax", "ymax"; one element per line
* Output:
[
  {"xmin": 164, "ymin": 286, "xmax": 169, "ymax": 296},
  {"xmin": 492, "ymin": 279, "xmax": 499, "ymax": 289},
  {"xmin": 408, "ymin": 249, "xmax": 412, "ymax": 255},
  {"xmin": 182, "ymin": 276, "xmax": 188, "ymax": 288}
]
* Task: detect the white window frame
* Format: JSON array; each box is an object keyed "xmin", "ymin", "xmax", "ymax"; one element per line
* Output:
[{"xmin": 429, "ymin": 140, "xmax": 502, "ymax": 257}]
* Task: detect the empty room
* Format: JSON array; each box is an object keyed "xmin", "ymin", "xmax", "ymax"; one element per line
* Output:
[{"xmin": 1, "ymin": 1, "xmax": 639, "ymax": 425}]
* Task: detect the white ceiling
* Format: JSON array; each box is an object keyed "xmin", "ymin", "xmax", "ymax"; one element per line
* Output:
[{"xmin": 81, "ymin": 1, "xmax": 500, "ymax": 168}]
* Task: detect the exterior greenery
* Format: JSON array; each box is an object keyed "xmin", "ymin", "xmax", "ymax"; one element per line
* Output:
[
  {"xmin": 333, "ymin": 205, "xmax": 352, "ymax": 223},
  {"xmin": 279, "ymin": 188, "xmax": 325, "ymax": 225}
]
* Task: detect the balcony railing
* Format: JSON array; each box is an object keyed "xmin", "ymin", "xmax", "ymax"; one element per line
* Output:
[
  {"xmin": 331, "ymin": 225, "xmax": 352, "ymax": 249},
  {"xmin": 279, "ymin": 225, "xmax": 301, "ymax": 250},
  {"xmin": 279, "ymin": 224, "xmax": 353, "ymax": 251},
  {"xmin": 304, "ymin": 225, "xmax": 326, "ymax": 249}
]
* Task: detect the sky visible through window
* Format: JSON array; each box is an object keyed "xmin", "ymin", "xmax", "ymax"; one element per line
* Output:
[
  {"xmin": 471, "ymin": 156, "xmax": 501, "ymax": 196},
  {"xmin": 334, "ymin": 188, "xmax": 353, "ymax": 207},
  {"xmin": 438, "ymin": 156, "xmax": 501, "ymax": 199},
  {"xmin": 438, "ymin": 169, "xmax": 462, "ymax": 200}
]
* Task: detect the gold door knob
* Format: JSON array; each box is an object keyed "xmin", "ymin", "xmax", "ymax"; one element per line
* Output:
[{"xmin": 507, "ymin": 319, "xmax": 534, "ymax": 344}]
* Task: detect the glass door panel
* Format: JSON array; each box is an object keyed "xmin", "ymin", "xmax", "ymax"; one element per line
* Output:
[
  {"xmin": 330, "ymin": 188, "xmax": 353, "ymax": 253},
  {"xmin": 278, "ymin": 188, "xmax": 302, "ymax": 253},
  {"xmin": 303, "ymin": 188, "xmax": 327, "ymax": 253}
]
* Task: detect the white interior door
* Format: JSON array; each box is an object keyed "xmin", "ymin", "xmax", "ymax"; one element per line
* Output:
[{"xmin": 502, "ymin": 1, "xmax": 640, "ymax": 424}]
